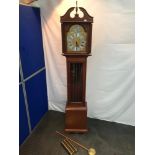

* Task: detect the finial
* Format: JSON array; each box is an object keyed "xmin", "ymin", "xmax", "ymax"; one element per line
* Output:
[{"xmin": 76, "ymin": 0, "xmax": 78, "ymax": 15}]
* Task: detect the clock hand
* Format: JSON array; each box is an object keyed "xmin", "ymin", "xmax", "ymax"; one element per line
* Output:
[{"xmin": 76, "ymin": 41, "xmax": 78, "ymax": 51}]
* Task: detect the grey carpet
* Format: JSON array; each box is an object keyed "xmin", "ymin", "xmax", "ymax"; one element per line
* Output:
[{"xmin": 20, "ymin": 111, "xmax": 135, "ymax": 155}]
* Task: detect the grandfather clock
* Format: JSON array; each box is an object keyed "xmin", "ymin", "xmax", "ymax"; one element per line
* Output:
[{"xmin": 60, "ymin": 2, "xmax": 93, "ymax": 133}]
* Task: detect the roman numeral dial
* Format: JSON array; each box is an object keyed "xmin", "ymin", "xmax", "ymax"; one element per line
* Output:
[{"xmin": 67, "ymin": 25, "xmax": 87, "ymax": 52}]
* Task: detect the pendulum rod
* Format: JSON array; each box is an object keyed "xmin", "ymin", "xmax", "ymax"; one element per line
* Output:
[
  {"xmin": 78, "ymin": 63, "xmax": 79, "ymax": 101},
  {"xmin": 77, "ymin": 63, "xmax": 79, "ymax": 102},
  {"xmin": 75, "ymin": 63, "xmax": 77, "ymax": 101},
  {"xmin": 73, "ymin": 64, "xmax": 75, "ymax": 102},
  {"xmin": 79, "ymin": 64, "xmax": 82, "ymax": 101},
  {"xmin": 79, "ymin": 63, "xmax": 81, "ymax": 101},
  {"xmin": 73, "ymin": 63, "xmax": 74, "ymax": 102},
  {"xmin": 74, "ymin": 63, "xmax": 76, "ymax": 102}
]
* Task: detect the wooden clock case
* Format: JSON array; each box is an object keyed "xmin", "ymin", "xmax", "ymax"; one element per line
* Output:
[{"xmin": 60, "ymin": 7, "xmax": 93, "ymax": 133}]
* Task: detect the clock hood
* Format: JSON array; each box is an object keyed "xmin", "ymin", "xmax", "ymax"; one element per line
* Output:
[{"xmin": 60, "ymin": 7, "xmax": 93, "ymax": 23}]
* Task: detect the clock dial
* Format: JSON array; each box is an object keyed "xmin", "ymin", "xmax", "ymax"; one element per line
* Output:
[{"xmin": 67, "ymin": 25, "xmax": 87, "ymax": 52}]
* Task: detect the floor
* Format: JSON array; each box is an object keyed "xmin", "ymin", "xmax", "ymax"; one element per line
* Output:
[{"xmin": 20, "ymin": 111, "xmax": 135, "ymax": 155}]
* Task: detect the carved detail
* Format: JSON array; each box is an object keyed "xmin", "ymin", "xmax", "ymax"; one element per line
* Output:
[{"xmin": 61, "ymin": 7, "xmax": 93, "ymax": 23}]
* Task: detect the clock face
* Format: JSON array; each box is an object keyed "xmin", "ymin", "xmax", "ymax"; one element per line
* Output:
[{"xmin": 67, "ymin": 25, "xmax": 87, "ymax": 52}]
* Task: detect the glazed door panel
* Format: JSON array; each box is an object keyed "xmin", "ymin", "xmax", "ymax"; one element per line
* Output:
[
  {"xmin": 67, "ymin": 57, "xmax": 87, "ymax": 104},
  {"xmin": 70, "ymin": 63, "xmax": 83, "ymax": 102}
]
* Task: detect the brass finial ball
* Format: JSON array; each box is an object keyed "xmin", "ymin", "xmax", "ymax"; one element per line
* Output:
[{"xmin": 88, "ymin": 148, "xmax": 96, "ymax": 155}]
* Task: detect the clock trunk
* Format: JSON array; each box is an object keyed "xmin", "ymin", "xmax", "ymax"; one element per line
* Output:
[{"xmin": 65, "ymin": 56, "xmax": 88, "ymax": 132}]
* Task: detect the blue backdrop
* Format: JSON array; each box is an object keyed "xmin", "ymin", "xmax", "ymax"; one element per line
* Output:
[{"xmin": 19, "ymin": 5, "xmax": 48, "ymax": 145}]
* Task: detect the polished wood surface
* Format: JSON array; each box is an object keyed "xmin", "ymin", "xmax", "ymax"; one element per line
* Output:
[{"xmin": 60, "ymin": 6, "xmax": 93, "ymax": 132}]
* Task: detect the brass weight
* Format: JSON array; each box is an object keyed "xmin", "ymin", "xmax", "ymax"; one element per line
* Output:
[
  {"xmin": 64, "ymin": 139, "xmax": 77, "ymax": 153},
  {"xmin": 56, "ymin": 131, "xmax": 96, "ymax": 155},
  {"xmin": 61, "ymin": 139, "xmax": 77, "ymax": 155},
  {"xmin": 65, "ymin": 139, "xmax": 78, "ymax": 152},
  {"xmin": 61, "ymin": 141, "xmax": 74, "ymax": 155}
]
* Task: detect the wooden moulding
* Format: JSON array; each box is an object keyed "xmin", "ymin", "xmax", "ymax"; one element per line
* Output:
[
  {"xmin": 65, "ymin": 102, "xmax": 88, "ymax": 133},
  {"xmin": 60, "ymin": 7, "xmax": 93, "ymax": 23}
]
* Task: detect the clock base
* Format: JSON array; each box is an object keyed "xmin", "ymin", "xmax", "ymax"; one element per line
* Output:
[{"xmin": 65, "ymin": 102, "xmax": 88, "ymax": 133}]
